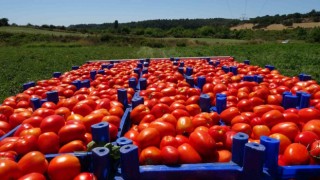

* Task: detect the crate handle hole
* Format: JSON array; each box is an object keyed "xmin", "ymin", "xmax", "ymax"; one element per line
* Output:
[{"xmin": 99, "ymin": 148, "xmax": 106, "ymax": 153}]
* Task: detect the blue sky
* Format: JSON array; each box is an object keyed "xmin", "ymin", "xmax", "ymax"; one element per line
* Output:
[{"xmin": 1, "ymin": 0, "xmax": 319, "ymax": 26}]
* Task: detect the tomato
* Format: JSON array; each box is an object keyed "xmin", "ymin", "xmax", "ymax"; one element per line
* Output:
[
  {"xmin": 161, "ymin": 114, "xmax": 177, "ymax": 126},
  {"xmin": 283, "ymin": 143, "xmax": 309, "ymax": 165},
  {"xmin": 48, "ymin": 154, "xmax": 81, "ymax": 180},
  {"xmin": 176, "ymin": 117, "xmax": 194, "ymax": 135},
  {"xmin": 95, "ymin": 98, "xmax": 111, "ymax": 110},
  {"xmin": 231, "ymin": 115, "xmax": 250, "ymax": 125},
  {"xmin": 0, "ymin": 151, "xmax": 17, "ymax": 161},
  {"xmin": 124, "ymin": 129, "xmax": 139, "ymax": 142},
  {"xmin": 298, "ymin": 108, "xmax": 320, "ymax": 123},
  {"xmin": 253, "ymin": 105, "xmax": 274, "ymax": 117},
  {"xmin": 137, "ymin": 127, "xmax": 161, "ymax": 149},
  {"xmin": 109, "ymin": 123, "xmax": 118, "ymax": 141},
  {"xmin": 294, "ymin": 131, "xmax": 319, "ymax": 147},
  {"xmin": 18, "ymin": 151, "xmax": 48, "ymax": 175},
  {"xmin": 271, "ymin": 122, "xmax": 300, "ymax": 141},
  {"xmin": 283, "ymin": 112, "xmax": 300, "ymax": 124},
  {"xmin": 20, "ymin": 127, "xmax": 41, "ymax": 137},
  {"xmin": 0, "ymin": 121, "xmax": 11, "ymax": 133},
  {"xmin": 171, "ymin": 109, "xmax": 190, "ymax": 120},
  {"xmin": 149, "ymin": 121, "xmax": 176, "ymax": 138},
  {"xmin": 58, "ymin": 140, "xmax": 86, "ymax": 153},
  {"xmin": 37, "ymin": 132, "xmax": 60, "ymax": 154},
  {"xmin": 224, "ymin": 131, "xmax": 237, "ymax": 150},
  {"xmin": 177, "ymin": 143, "xmax": 202, "ymax": 164},
  {"xmin": 0, "ymin": 105, "xmax": 14, "ymax": 118},
  {"xmin": 22, "ymin": 116, "xmax": 43, "ymax": 127},
  {"xmin": 41, "ymin": 102, "xmax": 57, "ymax": 109},
  {"xmin": 151, "ymin": 103, "xmax": 171, "ymax": 118},
  {"xmin": 237, "ymin": 99, "xmax": 253, "ymax": 112},
  {"xmin": 102, "ymin": 115, "xmax": 121, "ymax": 127},
  {"xmin": 302, "ymin": 119, "xmax": 320, "ymax": 137},
  {"xmin": 161, "ymin": 146, "xmax": 179, "ymax": 165},
  {"xmin": 139, "ymin": 146, "xmax": 162, "ymax": 165},
  {"xmin": 269, "ymin": 133, "xmax": 291, "ymax": 154},
  {"xmin": 9, "ymin": 112, "xmax": 30, "ymax": 128},
  {"xmin": 18, "ymin": 172, "xmax": 46, "ymax": 180},
  {"xmin": 73, "ymin": 172, "xmax": 97, "ymax": 180},
  {"xmin": 139, "ymin": 114, "xmax": 156, "ymax": 124},
  {"xmin": 185, "ymin": 104, "xmax": 201, "ymax": 116},
  {"xmin": 72, "ymin": 103, "xmax": 93, "ymax": 117},
  {"xmin": 175, "ymin": 135, "xmax": 189, "ymax": 146},
  {"xmin": 32, "ymin": 108, "xmax": 55, "ymax": 118},
  {"xmin": 0, "ymin": 159, "xmax": 22, "ymax": 180},
  {"xmin": 40, "ymin": 115, "xmax": 65, "ymax": 134},
  {"xmin": 220, "ymin": 107, "xmax": 241, "ymax": 125},
  {"xmin": 310, "ymin": 140, "xmax": 320, "ymax": 159},
  {"xmin": 109, "ymin": 106, "xmax": 124, "ymax": 118},
  {"xmin": 252, "ymin": 125, "xmax": 270, "ymax": 139},
  {"xmin": 217, "ymin": 149, "xmax": 232, "ymax": 162},
  {"xmin": 189, "ymin": 130, "xmax": 216, "ymax": 157},
  {"xmin": 55, "ymin": 107, "xmax": 71, "ymax": 119},
  {"xmin": 185, "ymin": 95, "xmax": 200, "ymax": 105},
  {"xmin": 58, "ymin": 124, "xmax": 86, "ymax": 144},
  {"xmin": 160, "ymin": 135, "xmax": 179, "ymax": 149},
  {"xmin": 261, "ymin": 110, "xmax": 285, "ymax": 128},
  {"xmin": 14, "ymin": 135, "xmax": 38, "ymax": 155},
  {"xmin": 202, "ymin": 83, "xmax": 214, "ymax": 94},
  {"xmin": 81, "ymin": 113, "xmax": 104, "ymax": 132},
  {"xmin": 130, "ymin": 104, "xmax": 150, "ymax": 124}
]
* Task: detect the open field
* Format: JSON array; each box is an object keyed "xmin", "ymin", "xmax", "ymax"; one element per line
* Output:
[
  {"xmin": 0, "ymin": 26, "xmax": 84, "ymax": 36},
  {"xmin": 231, "ymin": 22, "xmax": 320, "ymax": 30},
  {"xmin": 0, "ymin": 42, "xmax": 319, "ymax": 102}
]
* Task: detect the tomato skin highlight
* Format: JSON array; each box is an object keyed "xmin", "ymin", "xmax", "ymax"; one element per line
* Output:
[{"xmin": 48, "ymin": 154, "xmax": 81, "ymax": 180}]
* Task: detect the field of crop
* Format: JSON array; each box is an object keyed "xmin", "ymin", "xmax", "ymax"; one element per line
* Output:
[
  {"xmin": 0, "ymin": 26, "xmax": 84, "ymax": 36},
  {"xmin": 0, "ymin": 42, "xmax": 319, "ymax": 102}
]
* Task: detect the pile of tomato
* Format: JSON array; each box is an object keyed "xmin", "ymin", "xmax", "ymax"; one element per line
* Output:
[
  {"xmin": 123, "ymin": 57, "xmax": 320, "ymax": 167},
  {"xmin": 0, "ymin": 61, "xmax": 139, "ymax": 179}
]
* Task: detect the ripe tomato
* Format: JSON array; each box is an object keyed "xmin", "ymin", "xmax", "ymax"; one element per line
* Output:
[
  {"xmin": 176, "ymin": 117, "xmax": 194, "ymax": 135},
  {"xmin": 295, "ymin": 131, "xmax": 319, "ymax": 147},
  {"xmin": 309, "ymin": 140, "xmax": 320, "ymax": 159},
  {"xmin": 302, "ymin": 119, "xmax": 320, "ymax": 137},
  {"xmin": 37, "ymin": 132, "xmax": 60, "ymax": 154},
  {"xmin": 161, "ymin": 113, "xmax": 177, "ymax": 126},
  {"xmin": 124, "ymin": 129, "xmax": 139, "ymax": 142},
  {"xmin": 220, "ymin": 107, "xmax": 240, "ymax": 125},
  {"xmin": 217, "ymin": 149, "xmax": 232, "ymax": 162},
  {"xmin": 161, "ymin": 146, "xmax": 179, "ymax": 165},
  {"xmin": 58, "ymin": 124, "xmax": 86, "ymax": 144},
  {"xmin": 18, "ymin": 151, "xmax": 48, "ymax": 175},
  {"xmin": 298, "ymin": 108, "xmax": 320, "ymax": 123},
  {"xmin": 231, "ymin": 123, "xmax": 251, "ymax": 136},
  {"xmin": 55, "ymin": 107, "xmax": 71, "ymax": 119},
  {"xmin": 130, "ymin": 104, "xmax": 150, "ymax": 124},
  {"xmin": 149, "ymin": 121, "xmax": 176, "ymax": 139},
  {"xmin": 189, "ymin": 130, "xmax": 216, "ymax": 157},
  {"xmin": 139, "ymin": 146, "xmax": 162, "ymax": 165},
  {"xmin": 102, "ymin": 115, "xmax": 121, "ymax": 127},
  {"xmin": 14, "ymin": 135, "xmax": 38, "ymax": 155},
  {"xmin": 81, "ymin": 113, "xmax": 104, "ymax": 132},
  {"xmin": 171, "ymin": 109, "xmax": 190, "ymax": 120},
  {"xmin": 177, "ymin": 143, "xmax": 202, "ymax": 164},
  {"xmin": 283, "ymin": 143, "xmax": 309, "ymax": 165},
  {"xmin": 261, "ymin": 110, "xmax": 285, "ymax": 128},
  {"xmin": 185, "ymin": 104, "xmax": 201, "ymax": 116},
  {"xmin": 151, "ymin": 103, "xmax": 171, "ymax": 118},
  {"xmin": 40, "ymin": 115, "xmax": 65, "ymax": 134},
  {"xmin": 137, "ymin": 127, "xmax": 161, "ymax": 149},
  {"xmin": 72, "ymin": 103, "xmax": 93, "ymax": 117},
  {"xmin": 252, "ymin": 125, "xmax": 270, "ymax": 139},
  {"xmin": 32, "ymin": 108, "xmax": 55, "ymax": 118},
  {"xmin": 0, "ymin": 159, "xmax": 21, "ymax": 180},
  {"xmin": 160, "ymin": 135, "xmax": 179, "ymax": 149},
  {"xmin": 48, "ymin": 154, "xmax": 81, "ymax": 180},
  {"xmin": 271, "ymin": 122, "xmax": 300, "ymax": 141},
  {"xmin": 22, "ymin": 116, "xmax": 43, "ymax": 127},
  {"xmin": 269, "ymin": 133, "xmax": 291, "ymax": 154},
  {"xmin": 237, "ymin": 99, "xmax": 253, "ymax": 112},
  {"xmin": 18, "ymin": 172, "xmax": 46, "ymax": 180},
  {"xmin": 175, "ymin": 135, "xmax": 189, "ymax": 146},
  {"xmin": 58, "ymin": 140, "xmax": 86, "ymax": 153},
  {"xmin": 73, "ymin": 172, "xmax": 97, "ymax": 180},
  {"xmin": 109, "ymin": 106, "xmax": 124, "ymax": 118}
]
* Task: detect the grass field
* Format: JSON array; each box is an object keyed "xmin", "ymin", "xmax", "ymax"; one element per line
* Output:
[
  {"xmin": 0, "ymin": 26, "xmax": 84, "ymax": 36},
  {"xmin": 0, "ymin": 42, "xmax": 319, "ymax": 102}
]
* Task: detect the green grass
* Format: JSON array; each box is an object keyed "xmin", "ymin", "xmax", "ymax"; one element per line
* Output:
[
  {"xmin": 0, "ymin": 26, "xmax": 84, "ymax": 36},
  {"xmin": 0, "ymin": 42, "xmax": 319, "ymax": 102}
]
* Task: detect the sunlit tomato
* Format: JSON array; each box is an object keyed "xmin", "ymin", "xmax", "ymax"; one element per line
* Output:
[
  {"xmin": 58, "ymin": 140, "xmax": 86, "ymax": 153},
  {"xmin": 283, "ymin": 143, "xmax": 309, "ymax": 165},
  {"xmin": 73, "ymin": 172, "xmax": 97, "ymax": 180},
  {"xmin": 32, "ymin": 108, "xmax": 55, "ymax": 118},
  {"xmin": 224, "ymin": 131, "xmax": 237, "ymax": 150},
  {"xmin": 109, "ymin": 123, "xmax": 118, "ymax": 141},
  {"xmin": 267, "ymin": 95, "xmax": 282, "ymax": 105},
  {"xmin": 175, "ymin": 134, "xmax": 190, "ymax": 146},
  {"xmin": 271, "ymin": 122, "xmax": 300, "ymax": 141},
  {"xmin": 55, "ymin": 107, "xmax": 71, "ymax": 119},
  {"xmin": 14, "ymin": 135, "xmax": 38, "ymax": 155},
  {"xmin": 137, "ymin": 127, "xmax": 161, "ymax": 149},
  {"xmin": 108, "ymin": 106, "xmax": 124, "ymax": 118},
  {"xmin": 253, "ymin": 105, "xmax": 274, "ymax": 117},
  {"xmin": 9, "ymin": 112, "xmax": 31, "ymax": 128},
  {"xmin": 185, "ymin": 104, "xmax": 201, "ymax": 116},
  {"xmin": 139, "ymin": 146, "xmax": 162, "ymax": 165},
  {"xmin": 58, "ymin": 124, "xmax": 86, "ymax": 144},
  {"xmin": 18, "ymin": 172, "xmax": 46, "ymax": 180},
  {"xmin": 72, "ymin": 103, "xmax": 93, "ymax": 117},
  {"xmin": 149, "ymin": 121, "xmax": 176, "ymax": 139},
  {"xmin": 171, "ymin": 109, "xmax": 190, "ymax": 120},
  {"xmin": 0, "ymin": 105, "xmax": 14, "ymax": 118},
  {"xmin": 40, "ymin": 115, "xmax": 65, "ymax": 134},
  {"xmin": 160, "ymin": 135, "xmax": 179, "ymax": 149},
  {"xmin": 220, "ymin": 107, "xmax": 240, "ymax": 125},
  {"xmin": 298, "ymin": 108, "xmax": 320, "ymax": 123},
  {"xmin": 41, "ymin": 102, "xmax": 57, "ymax": 110},
  {"xmin": 95, "ymin": 98, "xmax": 111, "ymax": 110},
  {"xmin": 161, "ymin": 87, "xmax": 177, "ymax": 97},
  {"xmin": 18, "ymin": 151, "xmax": 48, "ymax": 175},
  {"xmin": 161, "ymin": 146, "xmax": 179, "ymax": 165},
  {"xmin": 269, "ymin": 133, "xmax": 291, "ymax": 154},
  {"xmin": 176, "ymin": 117, "xmax": 194, "ymax": 135},
  {"xmin": 302, "ymin": 119, "xmax": 320, "ymax": 137},
  {"xmin": 208, "ymin": 125, "xmax": 228, "ymax": 143},
  {"xmin": 22, "ymin": 116, "xmax": 43, "ymax": 127},
  {"xmin": 0, "ymin": 121, "xmax": 11, "ymax": 133},
  {"xmin": 309, "ymin": 140, "xmax": 320, "ymax": 160},
  {"xmin": 151, "ymin": 103, "xmax": 171, "ymax": 118},
  {"xmin": 261, "ymin": 110, "xmax": 285, "ymax": 128},
  {"xmin": 124, "ymin": 129, "xmax": 139, "ymax": 142},
  {"xmin": 189, "ymin": 130, "xmax": 216, "ymax": 157},
  {"xmin": 48, "ymin": 154, "xmax": 81, "ymax": 180},
  {"xmin": 130, "ymin": 104, "xmax": 150, "ymax": 124},
  {"xmin": 294, "ymin": 131, "xmax": 319, "ymax": 147},
  {"xmin": 37, "ymin": 132, "xmax": 60, "ymax": 154},
  {"xmin": 252, "ymin": 125, "xmax": 270, "ymax": 139},
  {"xmin": 81, "ymin": 113, "xmax": 104, "ymax": 132},
  {"xmin": 232, "ymin": 123, "xmax": 252, "ymax": 135},
  {"xmin": 20, "ymin": 127, "xmax": 41, "ymax": 137},
  {"xmin": 217, "ymin": 149, "xmax": 232, "ymax": 162},
  {"xmin": 231, "ymin": 115, "xmax": 250, "ymax": 125},
  {"xmin": 67, "ymin": 114, "xmax": 83, "ymax": 122},
  {"xmin": 202, "ymin": 83, "xmax": 214, "ymax": 94},
  {"xmin": 237, "ymin": 99, "xmax": 253, "ymax": 112},
  {"xmin": 185, "ymin": 95, "xmax": 200, "ymax": 105},
  {"xmin": 0, "ymin": 159, "xmax": 21, "ymax": 180},
  {"xmin": 178, "ymin": 143, "xmax": 202, "ymax": 164},
  {"xmin": 102, "ymin": 115, "xmax": 121, "ymax": 127}
]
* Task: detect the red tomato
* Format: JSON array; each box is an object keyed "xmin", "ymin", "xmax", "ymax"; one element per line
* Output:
[
  {"xmin": 40, "ymin": 115, "xmax": 65, "ymax": 134},
  {"xmin": 220, "ymin": 107, "xmax": 241, "ymax": 125},
  {"xmin": 109, "ymin": 106, "xmax": 124, "ymax": 118},
  {"xmin": 189, "ymin": 130, "xmax": 216, "ymax": 157},
  {"xmin": 176, "ymin": 117, "xmax": 194, "ymax": 135},
  {"xmin": 253, "ymin": 105, "xmax": 274, "ymax": 117},
  {"xmin": 109, "ymin": 123, "xmax": 118, "ymax": 141},
  {"xmin": 58, "ymin": 140, "xmax": 86, "ymax": 153},
  {"xmin": 22, "ymin": 116, "xmax": 43, "ymax": 127},
  {"xmin": 161, "ymin": 146, "xmax": 179, "ymax": 165},
  {"xmin": 237, "ymin": 99, "xmax": 253, "ymax": 112},
  {"xmin": 14, "ymin": 135, "xmax": 38, "ymax": 155},
  {"xmin": 208, "ymin": 125, "xmax": 228, "ymax": 143},
  {"xmin": 73, "ymin": 172, "xmax": 97, "ymax": 180},
  {"xmin": 217, "ymin": 149, "xmax": 232, "ymax": 162},
  {"xmin": 149, "ymin": 121, "xmax": 176, "ymax": 138},
  {"xmin": 161, "ymin": 114, "xmax": 177, "ymax": 126},
  {"xmin": 37, "ymin": 132, "xmax": 60, "ymax": 154},
  {"xmin": 252, "ymin": 125, "xmax": 270, "ymax": 139},
  {"xmin": 81, "ymin": 113, "xmax": 104, "ymax": 132},
  {"xmin": 309, "ymin": 140, "xmax": 320, "ymax": 159},
  {"xmin": 48, "ymin": 154, "xmax": 81, "ymax": 180},
  {"xmin": 55, "ymin": 107, "xmax": 71, "ymax": 119},
  {"xmin": 269, "ymin": 133, "xmax": 291, "ymax": 154},
  {"xmin": 130, "ymin": 104, "xmax": 150, "ymax": 124},
  {"xmin": 283, "ymin": 143, "xmax": 309, "ymax": 165},
  {"xmin": 261, "ymin": 110, "xmax": 285, "ymax": 128},
  {"xmin": 271, "ymin": 122, "xmax": 300, "ymax": 141},
  {"xmin": 151, "ymin": 103, "xmax": 171, "ymax": 118},
  {"xmin": 72, "ymin": 103, "xmax": 93, "ymax": 117},
  {"xmin": 124, "ymin": 129, "xmax": 139, "ymax": 142},
  {"xmin": 160, "ymin": 135, "xmax": 179, "ymax": 149},
  {"xmin": 32, "ymin": 108, "xmax": 55, "ymax": 118},
  {"xmin": 294, "ymin": 131, "xmax": 319, "ymax": 147},
  {"xmin": 137, "ymin": 127, "xmax": 161, "ymax": 149},
  {"xmin": 224, "ymin": 131, "xmax": 237, "ymax": 150},
  {"xmin": 177, "ymin": 143, "xmax": 202, "ymax": 164},
  {"xmin": 140, "ymin": 114, "xmax": 156, "ymax": 124},
  {"xmin": 175, "ymin": 135, "xmax": 190, "ymax": 146},
  {"xmin": 0, "ymin": 105, "xmax": 14, "ymax": 118},
  {"xmin": 171, "ymin": 109, "xmax": 190, "ymax": 120},
  {"xmin": 18, "ymin": 172, "xmax": 46, "ymax": 180},
  {"xmin": 58, "ymin": 124, "xmax": 86, "ymax": 144},
  {"xmin": 298, "ymin": 108, "xmax": 320, "ymax": 123},
  {"xmin": 18, "ymin": 151, "xmax": 48, "ymax": 175},
  {"xmin": 232, "ymin": 123, "xmax": 252, "ymax": 135},
  {"xmin": 302, "ymin": 119, "xmax": 320, "ymax": 137},
  {"xmin": 41, "ymin": 102, "xmax": 57, "ymax": 109},
  {"xmin": 0, "ymin": 159, "xmax": 22, "ymax": 180},
  {"xmin": 139, "ymin": 146, "xmax": 162, "ymax": 165},
  {"xmin": 185, "ymin": 104, "xmax": 201, "ymax": 116}
]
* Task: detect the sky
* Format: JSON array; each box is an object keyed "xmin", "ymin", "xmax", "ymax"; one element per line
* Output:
[{"xmin": 0, "ymin": 0, "xmax": 319, "ymax": 26}]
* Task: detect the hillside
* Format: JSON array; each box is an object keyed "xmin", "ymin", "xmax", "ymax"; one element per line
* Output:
[{"xmin": 230, "ymin": 22, "xmax": 320, "ymax": 30}]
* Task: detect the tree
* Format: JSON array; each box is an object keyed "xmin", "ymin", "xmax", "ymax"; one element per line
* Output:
[
  {"xmin": 114, "ymin": 20, "xmax": 118, "ymax": 29},
  {"xmin": 0, "ymin": 18, "xmax": 9, "ymax": 26}
]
